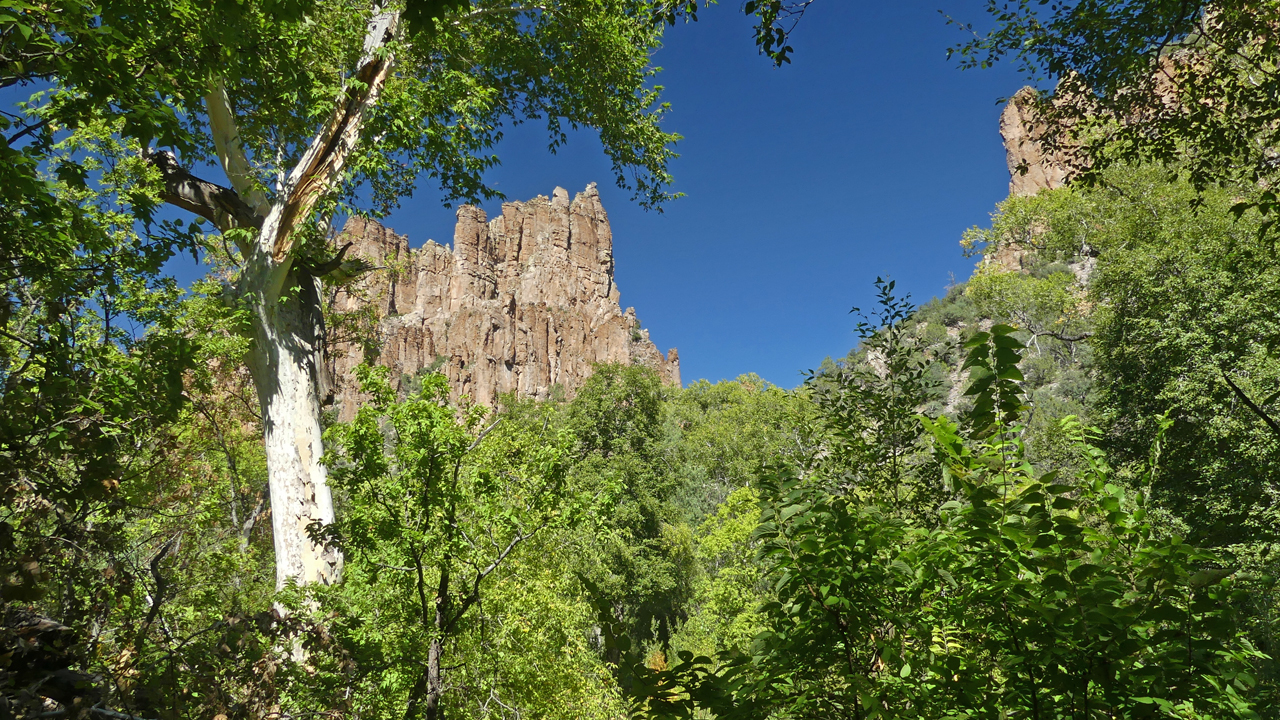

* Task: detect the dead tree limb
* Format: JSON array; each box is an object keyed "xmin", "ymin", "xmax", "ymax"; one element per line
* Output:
[{"xmin": 1222, "ymin": 370, "xmax": 1280, "ymax": 438}]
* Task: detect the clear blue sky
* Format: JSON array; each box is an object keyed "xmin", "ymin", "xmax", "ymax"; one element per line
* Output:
[
  {"xmin": 21, "ymin": 1, "xmax": 1022, "ymax": 387},
  {"xmin": 377, "ymin": 1, "xmax": 1026, "ymax": 388}
]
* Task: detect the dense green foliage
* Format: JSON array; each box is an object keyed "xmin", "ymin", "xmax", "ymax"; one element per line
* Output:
[
  {"xmin": 967, "ymin": 166, "xmax": 1280, "ymax": 693},
  {"xmin": 730, "ymin": 326, "xmax": 1264, "ymax": 719},
  {"xmin": 16, "ymin": 162, "xmax": 1280, "ymax": 717},
  {"xmin": 10, "ymin": 2, "xmax": 1280, "ymax": 719},
  {"xmin": 1, "ymin": 1, "xmax": 814, "ymax": 717}
]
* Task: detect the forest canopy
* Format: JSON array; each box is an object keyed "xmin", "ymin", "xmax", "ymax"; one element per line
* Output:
[{"xmin": 4, "ymin": 1, "xmax": 1280, "ymax": 719}]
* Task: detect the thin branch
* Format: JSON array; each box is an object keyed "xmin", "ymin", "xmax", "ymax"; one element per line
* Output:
[
  {"xmin": 446, "ymin": 523, "xmax": 543, "ymax": 633},
  {"xmin": 1222, "ymin": 369, "xmax": 1280, "ymax": 438},
  {"xmin": 449, "ymin": 3, "xmax": 548, "ymax": 28},
  {"xmin": 298, "ymin": 241, "xmax": 354, "ymax": 277},
  {"xmin": 467, "ymin": 418, "xmax": 502, "ymax": 452},
  {"xmin": 91, "ymin": 707, "xmax": 163, "ymax": 720},
  {"xmin": 0, "ymin": 327, "xmax": 36, "ymax": 349},
  {"xmin": 1033, "ymin": 330, "xmax": 1093, "ymax": 343},
  {"xmin": 240, "ymin": 491, "xmax": 268, "ymax": 552},
  {"xmin": 134, "ymin": 534, "xmax": 180, "ymax": 657},
  {"xmin": 35, "ymin": 709, "xmax": 160, "ymax": 720},
  {"xmin": 192, "ymin": 398, "xmax": 245, "ymax": 523},
  {"xmin": 6, "ymin": 117, "xmax": 50, "ymax": 145}
]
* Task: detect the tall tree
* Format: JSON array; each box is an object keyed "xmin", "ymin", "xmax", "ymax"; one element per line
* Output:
[
  {"xmin": 150, "ymin": 2, "xmax": 677, "ymax": 591},
  {"xmin": 6, "ymin": 0, "xmax": 813, "ymax": 593}
]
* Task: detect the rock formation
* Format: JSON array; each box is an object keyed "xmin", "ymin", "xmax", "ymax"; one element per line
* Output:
[
  {"xmin": 988, "ymin": 87, "xmax": 1079, "ymax": 273},
  {"xmin": 1000, "ymin": 86, "xmax": 1072, "ymax": 198},
  {"xmin": 326, "ymin": 183, "xmax": 679, "ymax": 418},
  {"xmin": 992, "ymin": 88, "xmax": 1098, "ymax": 282}
]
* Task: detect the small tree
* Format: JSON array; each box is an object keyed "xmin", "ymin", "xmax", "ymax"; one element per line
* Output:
[
  {"xmin": 807, "ymin": 277, "xmax": 942, "ymax": 513},
  {"xmin": 317, "ymin": 366, "xmax": 589, "ymax": 719}
]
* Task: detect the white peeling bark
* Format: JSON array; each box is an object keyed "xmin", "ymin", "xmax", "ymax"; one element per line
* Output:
[
  {"xmin": 205, "ymin": 78, "xmax": 270, "ymax": 217},
  {"xmin": 268, "ymin": 10, "xmax": 398, "ymax": 261},
  {"xmin": 157, "ymin": 7, "xmax": 400, "ymax": 592},
  {"xmin": 244, "ymin": 270, "xmax": 341, "ymax": 589},
  {"xmin": 241, "ymin": 7, "xmax": 399, "ymax": 590}
]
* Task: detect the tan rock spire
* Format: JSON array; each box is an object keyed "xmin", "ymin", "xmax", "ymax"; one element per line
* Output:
[
  {"xmin": 1000, "ymin": 87, "xmax": 1072, "ymax": 197},
  {"xmin": 327, "ymin": 183, "xmax": 680, "ymax": 416}
]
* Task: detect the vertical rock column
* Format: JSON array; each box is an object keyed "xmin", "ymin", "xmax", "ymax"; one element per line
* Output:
[{"xmin": 328, "ymin": 183, "xmax": 680, "ymax": 418}]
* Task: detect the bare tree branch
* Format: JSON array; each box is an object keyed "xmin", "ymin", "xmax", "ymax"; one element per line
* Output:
[
  {"xmin": 205, "ymin": 77, "xmax": 270, "ymax": 216},
  {"xmin": 466, "ymin": 418, "xmax": 502, "ymax": 452},
  {"xmin": 1033, "ymin": 330, "xmax": 1093, "ymax": 343},
  {"xmin": 1222, "ymin": 369, "xmax": 1280, "ymax": 438},
  {"xmin": 134, "ymin": 534, "xmax": 180, "ymax": 657},
  {"xmin": 143, "ymin": 149, "xmax": 263, "ymax": 235},
  {"xmin": 240, "ymin": 491, "xmax": 268, "ymax": 552},
  {"xmin": 266, "ymin": 10, "xmax": 400, "ymax": 263}
]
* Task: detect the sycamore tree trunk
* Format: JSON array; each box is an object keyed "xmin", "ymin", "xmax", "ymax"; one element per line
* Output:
[
  {"xmin": 151, "ymin": 9, "xmax": 399, "ymax": 591},
  {"xmin": 243, "ymin": 265, "xmax": 342, "ymax": 587}
]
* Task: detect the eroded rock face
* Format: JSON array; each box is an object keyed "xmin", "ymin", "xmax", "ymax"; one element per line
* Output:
[
  {"xmin": 989, "ymin": 88, "xmax": 1100, "ymax": 284},
  {"xmin": 986, "ymin": 87, "xmax": 1080, "ymax": 273},
  {"xmin": 327, "ymin": 183, "xmax": 679, "ymax": 417},
  {"xmin": 1000, "ymin": 86, "xmax": 1072, "ymax": 198}
]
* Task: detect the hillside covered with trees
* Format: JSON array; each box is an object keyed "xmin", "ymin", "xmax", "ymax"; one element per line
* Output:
[{"xmin": 6, "ymin": 1, "xmax": 1280, "ymax": 719}]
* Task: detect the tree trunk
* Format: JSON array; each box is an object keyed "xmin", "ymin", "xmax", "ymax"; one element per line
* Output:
[
  {"xmin": 149, "ymin": 8, "xmax": 399, "ymax": 592},
  {"xmin": 403, "ymin": 560, "xmax": 448, "ymax": 720},
  {"xmin": 244, "ymin": 264, "xmax": 342, "ymax": 589},
  {"xmin": 424, "ymin": 560, "xmax": 450, "ymax": 720},
  {"xmin": 424, "ymin": 635, "xmax": 444, "ymax": 720}
]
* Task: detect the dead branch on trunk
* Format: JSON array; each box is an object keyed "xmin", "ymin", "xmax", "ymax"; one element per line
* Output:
[
  {"xmin": 270, "ymin": 11, "xmax": 400, "ymax": 262},
  {"xmin": 142, "ymin": 149, "xmax": 263, "ymax": 233}
]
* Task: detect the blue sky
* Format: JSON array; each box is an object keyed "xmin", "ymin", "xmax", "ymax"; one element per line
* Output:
[
  {"xmin": 5, "ymin": 2, "xmax": 1026, "ymax": 387},
  {"xmin": 377, "ymin": 1, "xmax": 1027, "ymax": 388}
]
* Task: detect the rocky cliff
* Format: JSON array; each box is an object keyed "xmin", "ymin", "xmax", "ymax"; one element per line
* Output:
[
  {"xmin": 1000, "ymin": 87, "xmax": 1074, "ymax": 198},
  {"xmin": 326, "ymin": 183, "xmax": 679, "ymax": 417},
  {"xmin": 990, "ymin": 87, "xmax": 1078, "ymax": 273}
]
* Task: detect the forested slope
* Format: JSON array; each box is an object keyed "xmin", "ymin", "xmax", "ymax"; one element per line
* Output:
[{"xmin": 12, "ymin": 159, "xmax": 1280, "ymax": 719}]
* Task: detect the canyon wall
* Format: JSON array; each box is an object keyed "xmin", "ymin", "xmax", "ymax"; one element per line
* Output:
[
  {"xmin": 327, "ymin": 183, "xmax": 679, "ymax": 418},
  {"xmin": 999, "ymin": 86, "xmax": 1071, "ymax": 198}
]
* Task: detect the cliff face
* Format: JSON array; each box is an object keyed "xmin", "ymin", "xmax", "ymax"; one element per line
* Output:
[
  {"xmin": 992, "ymin": 88, "xmax": 1098, "ymax": 282},
  {"xmin": 999, "ymin": 86, "xmax": 1071, "ymax": 198},
  {"xmin": 327, "ymin": 183, "xmax": 679, "ymax": 418},
  {"xmin": 990, "ymin": 87, "xmax": 1078, "ymax": 273}
]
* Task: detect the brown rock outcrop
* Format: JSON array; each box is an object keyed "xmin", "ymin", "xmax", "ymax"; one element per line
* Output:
[
  {"xmin": 990, "ymin": 88, "xmax": 1098, "ymax": 282},
  {"xmin": 1000, "ymin": 86, "xmax": 1072, "ymax": 198},
  {"xmin": 327, "ymin": 183, "xmax": 679, "ymax": 417},
  {"xmin": 986, "ymin": 88, "xmax": 1078, "ymax": 272}
]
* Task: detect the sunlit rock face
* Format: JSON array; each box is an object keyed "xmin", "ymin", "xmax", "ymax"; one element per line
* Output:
[
  {"xmin": 327, "ymin": 183, "xmax": 680, "ymax": 418},
  {"xmin": 999, "ymin": 86, "xmax": 1072, "ymax": 199},
  {"xmin": 987, "ymin": 87, "xmax": 1082, "ymax": 274}
]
